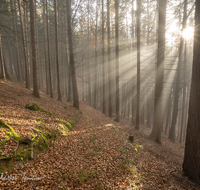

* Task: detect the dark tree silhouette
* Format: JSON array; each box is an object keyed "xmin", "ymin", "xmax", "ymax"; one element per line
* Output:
[{"xmin": 183, "ymin": 0, "xmax": 200, "ymax": 185}]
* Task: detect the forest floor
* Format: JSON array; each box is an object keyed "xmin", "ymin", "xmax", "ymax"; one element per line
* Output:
[{"xmin": 0, "ymin": 79, "xmax": 199, "ymax": 190}]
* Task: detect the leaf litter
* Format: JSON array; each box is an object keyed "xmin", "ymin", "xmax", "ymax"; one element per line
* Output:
[{"xmin": 0, "ymin": 80, "xmax": 199, "ymax": 190}]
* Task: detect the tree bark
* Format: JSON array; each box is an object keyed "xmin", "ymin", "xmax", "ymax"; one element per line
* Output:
[
  {"xmin": 17, "ymin": 0, "xmax": 30, "ymax": 89},
  {"xmin": 102, "ymin": 0, "xmax": 106, "ymax": 114},
  {"xmin": 88, "ymin": 0, "xmax": 91, "ymax": 105},
  {"xmin": 0, "ymin": 34, "xmax": 6, "ymax": 80},
  {"xmin": 43, "ymin": 0, "xmax": 49, "ymax": 95},
  {"xmin": 46, "ymin": 0, "xmax": 53, "ymax": 98},
  {"xmin": 66, "ymin": 0, "xmax": 79, "ymax": 109},
  {"xmin": 30, "ymin": 0, "xmax": 40, "ymax": 98},
  {"xmin": 10, "ymin": 0, "xmax": 21, "ymax": 82},
  {"xmin": 115, "ymin": 0, "xmax": 120, "ymax": 122},
  {"xmin": 107, "ymin": 0, "xmax": 112, "ymax": 118},
  {"xmin": 94, "ymin": 0, "xmax": 98, "ymax": 109},
  {"xmin": 54, "ymin": 0, "xmax": 62, "ymax": 101},
  {"xmin": 135, "ymin": 0, "xmax": 141, "ymax": 130},
  {"xmin": 131, "ymin": 0, "xmax": 135, "ymax": 124},
  {"xmin": 149, "ymin": 0, "xmax": 166, "ymax": 143},
  {"xmin": 179, "ymin": 0, "xmax": 187, "ymax": 143},
  {"xmin": 183, "ymin": 0, "xmax": 200, "ymax": 184}
]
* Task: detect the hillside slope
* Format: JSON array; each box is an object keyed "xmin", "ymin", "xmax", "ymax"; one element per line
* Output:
[{"xmin": 0, "ymin": 80, "xmax": 199, "ymax": 190}]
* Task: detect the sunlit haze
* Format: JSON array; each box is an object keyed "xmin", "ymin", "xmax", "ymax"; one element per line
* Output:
[{"xmin": 182, "ymin": 27, "xmax": 194, "ymax": 39}]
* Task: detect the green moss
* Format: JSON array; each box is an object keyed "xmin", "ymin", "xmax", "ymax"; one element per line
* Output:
[
  {"xmin": 64, "ymin": 106, "xmax": 67, "ymax": 109},
  {"xmin": 25, "ymin": 102, "xmax": 55, "ymax": 118},
  {"xmin": 35, "ymin": 144, "xmax": 45, "ymax": 154},
  {"xmin": 79, "ymin": 109, "xmax": 83, "ymax": 114},
  {"xmin": 25, "ymin": 102, "xmax": 41, "ymax": 111},
  {"xmin": 0, "ymin": 165, "xmax": 3, "ymax": 173},
  {"xmin": 60, "ymin": 125, "xmax": 69, "ymax": 136},
  {"xmin": 61, "ymin": 120, "xmax": 73, "ymax": 131},
  {"xmin": 0, "ymin": 119, "xmax": 20, "ymax": 141},
  {"xmin": 15, "ymin": 148, "xmax": 27, "ymax": 161},
  {"xmin": 34, "ymin": 128, "xmax": 49, "ymax": 145},
  {"xmin": 6, "ymin": 161, "xmax": 12, "ymax": 172},
  {"xmin": 1, "ymin": 156, "xmax": 12, "ymax": 160},
  {"xmin": 31, "ymin": 134, "xmax": 36, "ymax": 141},
  {"xmin": 28, "ymin": 151, "xmax": 32, "ymax": 159},
  {"xmin": 0, "ymin": 136, "xmax": 10, "ymax": 147},
  {"xmin": 36, "ymin": 120, "xmax": 45, "ymax": 125},
  {"xmin": 39, "ymin": 137, "xmax": 48, "ymax": 148}
]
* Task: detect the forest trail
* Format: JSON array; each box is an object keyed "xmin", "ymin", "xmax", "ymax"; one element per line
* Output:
[{"xmin": 0, "ymin": 80, "xmax": 199, "ymax": 190}]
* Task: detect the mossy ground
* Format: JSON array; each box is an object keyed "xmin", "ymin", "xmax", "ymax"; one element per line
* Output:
[{"xmin": 25, "ymin": 102, "xmax": 56, "ymax": 118}]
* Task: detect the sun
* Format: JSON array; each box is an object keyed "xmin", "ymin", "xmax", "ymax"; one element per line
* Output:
[{"xmin": 182, "ymin": 27, "xmax": 194, "ymax": 40}]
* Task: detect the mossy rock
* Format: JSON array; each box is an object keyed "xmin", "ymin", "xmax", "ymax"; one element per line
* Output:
[
  {"xmin": 25, "ymin": 102, "xmax": 41, "ymax": 111},
  {"xmin": 25, "ymin": 102, "xmax": 56, "ymax": 118}
]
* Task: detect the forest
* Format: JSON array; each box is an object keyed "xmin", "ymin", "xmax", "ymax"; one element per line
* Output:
[{"xmin": 0, "ymin": 0, "xmax": 200, "ymax": 189}]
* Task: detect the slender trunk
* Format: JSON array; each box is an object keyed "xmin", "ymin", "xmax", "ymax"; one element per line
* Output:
[
  {"xmin": 135, "ymin": 0, "xmax": 141, "ymax": 130},
  {"xmin": 54, "ymin": 0, "xmax": 62, "ymax": 101},
  {"xmin": 180, "ymin": 0, "xmax": 187, "ymax": 143},
  {"xmin": 10, "ymin": 0, "xmax": 21, "ymax": 82},
  {"xmin": 8, "ymin": 42, "xmax": 16, "ymax": 75},
  {"xmin": 30, "ymin": 0, "xmax": 40, "ymax": 98},
  {"xmin": 131, "ymin": 0, "xmax": 135, "ymax": 124},
  {"xmin": 150, "ymin": 0, "xmax": 166, "ymax": 143},
  {"xmin": 66, "ymin": 0, "xmax": 79, "ymax": 109},
  {"xmin": 0, "ymin": 34, "xmax": 6, "ymax": 80},
  {"xmin": 43, "ymin": 0, "xmax": 49, "ymax": 94},
  {"xmin": 115, "ymin": 0, "xmax": 120, "ymax": 122},
  {"xmin": 17, "ymin": 0, "xmax": 30, "ymax": 88},
  {"xmin": 46, "ymin": 0, "xmax": 53, "ymax": 98},
  {"xmin": 88, "ymin": 0, "xmax": 91, "ymax": 105},
  {"xmin": 102, "ymin": 0, "xmax": 106, "ymax": 114},
  {"xmin": 94, "ymin": 0, "xmax": 98, "ymax": 109},
  {"xmin": 24, "ymin": 3, "xmax": 31, "ymax": 88},
  {"xmin": 165, "ymin": 90, "xmax": 172, "ymax": 134},
  {"xmin": 147, "ymin": 0, "xmax": 150, "ymax": 45},
  {"xmin": 107, "ymin": 0, "xmax": 112, "ymax": 117}
]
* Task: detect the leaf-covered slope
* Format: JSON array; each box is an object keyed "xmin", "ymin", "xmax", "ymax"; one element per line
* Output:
[{"xmin": 0, "ymin": 80, "xmax": 199, "ymax": 190}]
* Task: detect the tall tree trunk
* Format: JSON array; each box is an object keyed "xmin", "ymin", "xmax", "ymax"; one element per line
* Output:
[
  {"xmin": 54, "ymin": 0, "xmax": 62, "ymax": 101},
  {"xmin": 165, "ymin": 89, "xmax": 172, "ymax": 134},
  {"xmin": 66, "ymin": 0, "xmax": 79, "ymax": 109},
  {"xmin": 149, "ymin": 0, "xmax": 166, "ymax": 143},
  {"xmin": 67, "ymin": 63, "xmax": 72, "ymax": 102},
  {"xmin": 46, "ymin": 0, "xmax": 53, "ymax": 98},
  {"xmin": 102, "ymin": 0, "xmax": 106, "ymax": 114},
  {"xmin": 135, "ymin": 0, "xmax": 141, "ymax": 130},
  {"xmin": 94, "ymin": 0, "xmax": 98, "ymax": 109},
  {"xmin": 131, "ymin": 0, "xmax": 135, "ymax": 124},
  {"xmin": 10, "ymin": 0, "xmax": 21, "ymax": 82},
  {"xmin": 88, "ymin": 0, "xmax": 91, "ymax": 105},
  {"xmin": 183, "ymin": 0, "xmax": 200, "ymax": 184},
  {"xmin": 24, "ymin": 3, "xmax": 31, "ymax": 88},
  {"xmin": 30, "ymin": 0, "xmax": 40, "ymax": 98},
  {"xmin": 115, "ymin": 0, "xmax": 120, "ymax": 122},
  {"xmin": 8, "ymin": 41, "xmax": 17, "ymax": 75},
  {"xmin": 107, "ymin": 0, "xmax": 112, "ymax": 118},
  {"xmin": 43, "ymin": 0, "xmax": 49, "ymax": 94},
  {"xmin": 17, "ymin": 0, "xmax": 30, "ymax": 89},
  {"xmin": 147, "ymin": 0, "xmax": 150, "ymax": 45},
  {"xmin": 169, "ymin": 0, "xmax": 187, "ymax": 141},
  {"xmin": 179, "ymin": 40, "xmax": 187, "ymax": 143}
]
